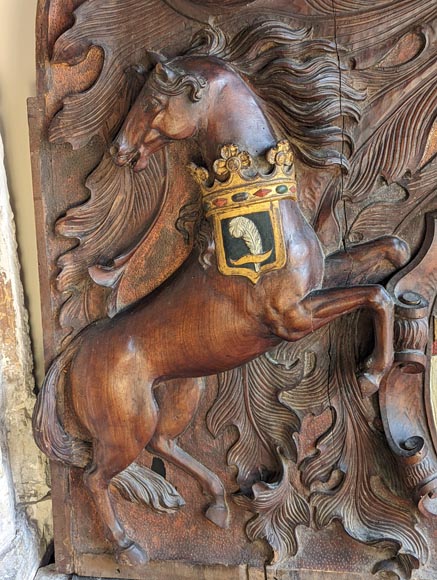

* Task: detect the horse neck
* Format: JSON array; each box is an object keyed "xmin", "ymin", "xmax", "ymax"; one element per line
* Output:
[{"xmin": 196, "ymin": 74, "xmax": 277, "ymax": 168}]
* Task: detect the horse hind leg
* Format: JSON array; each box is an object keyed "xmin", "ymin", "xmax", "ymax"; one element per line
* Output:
[
  {"xmin": 147, "ymin": 377, "xmax": 230, "ymax": 529},
  {"xmin": 84, "ymin": 440, "xmax": 151, "ymax": 567},
  {"xmin": 81, "ymin": 383, "xmax": 159, "ymax": 566}
]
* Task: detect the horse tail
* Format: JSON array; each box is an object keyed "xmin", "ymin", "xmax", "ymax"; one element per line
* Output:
[{"xmin": 32, "ymin": 335, "xmax": 91, "ymax": 468}]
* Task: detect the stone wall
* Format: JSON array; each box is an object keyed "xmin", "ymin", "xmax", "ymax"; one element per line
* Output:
[{"xmin": 0, "ymin": 132, "xmax": 51, "ymax": 579}]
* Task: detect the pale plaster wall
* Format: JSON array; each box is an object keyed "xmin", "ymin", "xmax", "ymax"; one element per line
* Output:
[
  {"xmin": 0, "ymin": 1, "xmax": 53, "ymax": 578},
  {"xmin": 0, "ymin": 0, "xmax": 44, "ymax": 386},
  {"xmin": 0, "ymin": 131, "xmax": 51, "ymax": 578}
]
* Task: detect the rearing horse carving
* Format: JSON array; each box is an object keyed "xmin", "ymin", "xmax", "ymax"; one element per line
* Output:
[{"xmin": 33, "ymin": 24, "xmax": 410, "ymax": 566}]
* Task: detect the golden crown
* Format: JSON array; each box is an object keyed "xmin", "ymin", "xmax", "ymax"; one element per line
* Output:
[{"xmin": 188, "ymin": 140, "xmax": 297, "ymax": 218}]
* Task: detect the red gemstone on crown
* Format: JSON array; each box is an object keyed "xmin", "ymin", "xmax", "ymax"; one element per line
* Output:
[
  {"xmin": 213, "ymin": 198, "xmax": 228, "ymax": 207},
  {"xmin": 254, "ymin": 188, "xmax": 271, "ymax": 197}
]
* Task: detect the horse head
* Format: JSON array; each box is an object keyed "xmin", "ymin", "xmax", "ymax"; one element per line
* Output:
[
  {"xmin": 111, "ymin": 58, "xmax": 209, "ymax": 171},
  {"xmin": 111, "ymin": 52, "xmax": 277, "ymax": 172}
]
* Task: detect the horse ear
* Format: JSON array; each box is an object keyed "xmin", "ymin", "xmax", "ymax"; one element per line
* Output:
[
  {"xmin": 147, "ymin": 50, "xmax": 167, "ymax": 66},
  {"xmin": 155, "ymin": 62, "xmax": 178, "ymax": 84},
  {"xmin": 125, "ymin": 50, "xmax": 167, "ymax": 82}
]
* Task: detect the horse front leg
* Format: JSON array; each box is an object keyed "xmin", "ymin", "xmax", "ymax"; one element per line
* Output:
[
  {"xmin": 148, "ymin": 377, "xmax": 229, "ymax": 529},
  {"xmin": 272, "ymin": 285, "xmax": 394, "ymax": 397}
]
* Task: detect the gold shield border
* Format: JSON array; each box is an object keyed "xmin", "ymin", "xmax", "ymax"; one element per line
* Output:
[{"xmin": 211, "ymin": 200, "xmax": 287, "ymax": 283}]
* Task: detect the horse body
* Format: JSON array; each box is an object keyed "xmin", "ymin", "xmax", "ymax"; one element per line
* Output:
[
  {"xmin": 34, "ymin": 50, "xmax": 410, "ymax": 566},
  {"xmin": 73, "ymin": 194, "xmax": 322, "ymax": 378}
]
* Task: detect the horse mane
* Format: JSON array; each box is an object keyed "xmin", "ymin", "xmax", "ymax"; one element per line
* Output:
[
  {"xmin": 186, "ymin": 21, "xmax": 364, "ymax": 171},
  {"xmin": 149, "ymin": 65, "xmax": 207, "ymax": 102},
  {"xmin": 169, "ymin": 21, "xmax": 365, "ymax": 264}
]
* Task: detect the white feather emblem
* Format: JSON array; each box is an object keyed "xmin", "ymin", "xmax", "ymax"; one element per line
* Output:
[{"xmin": 229, "ymin": 216, "xmax": 264, "ymax": 272}]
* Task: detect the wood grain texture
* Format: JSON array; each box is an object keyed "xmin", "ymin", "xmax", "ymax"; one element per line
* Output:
[{"xmin": 30, "ymin": 1, "xmax": 437, "ymax": 578}]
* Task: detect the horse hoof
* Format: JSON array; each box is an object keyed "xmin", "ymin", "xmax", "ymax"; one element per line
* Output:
[
  {"xmin": 116, "ymin": 542, "xmax": 149, "ymax": 567},
  {"xmin": 358, "ymin": 372, "xmax": 380, "ymax": 398},
  {"xmin": 205, "ymin": 498, "xmax": 230, "ymax": 529}
]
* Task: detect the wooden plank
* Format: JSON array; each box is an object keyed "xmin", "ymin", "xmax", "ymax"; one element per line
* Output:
[{"xmin": 76, "ymin": 554, "xmax": 252, "ymax": 580}]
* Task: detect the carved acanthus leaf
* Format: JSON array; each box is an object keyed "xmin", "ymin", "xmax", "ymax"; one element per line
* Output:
[
  {"xmin": 346, "ymin": 38, "xmax": 437, "ymax": 203},
  {"xmin": 347, "ymin": 159, "xmax": 437, "ymax": 244},
  {"xmin": 301, "ymin": 0, "xmax": 434, "ymax": 17},
  {"xmin": 299, "ymin": 316, "xmax": 429, "ymax": 569},
  {"xmin": 207, "ymin": 361, "xmax": 299, "ymax": 490},
  {"xmin": 235, "ymin": 453, "xmax": 310, "ymax": 563},
  {"xmin": 209, "ymin": 330, "xmax": 327, "ymax": 558},
  {"xmin": 213, "ymin": 313, "xmax": 428, "ymax": 569},
  {"xmin": 313, "ymin": 0, "xmax": 437, "ymax": 68},
  {"xmin": 49, "ymin": 0, "xmax": 188, "ymax": 148}
]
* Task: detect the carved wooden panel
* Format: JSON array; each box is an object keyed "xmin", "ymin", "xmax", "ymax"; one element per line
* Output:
[{"xmin": 30, "ymin": 1, "xmax": 437, "ymax": 578}]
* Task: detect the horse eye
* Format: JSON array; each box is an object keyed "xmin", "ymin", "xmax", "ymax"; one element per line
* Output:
[{"xmin": 143, "ymin": 97, "xmax": 162, "ymax": 112}]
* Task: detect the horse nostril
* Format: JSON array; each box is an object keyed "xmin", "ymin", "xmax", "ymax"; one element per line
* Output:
[
  {"xmin": 129, "ymin": 151, "xmax": 141, "ymax": 168},
  {"xmin": 110, "ymin": 145, "xmax": 140, "ymax": 168}
]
